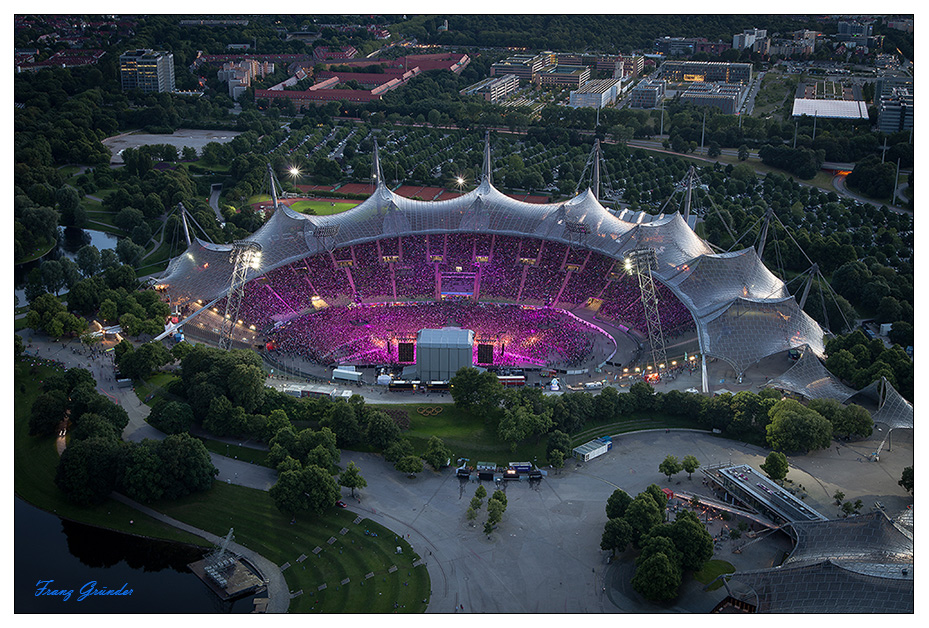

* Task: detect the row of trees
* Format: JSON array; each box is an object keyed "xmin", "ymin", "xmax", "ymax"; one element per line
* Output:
[
  {"xmin": 451, "ymin": 367, "xmax": 873, "ymax": 456},
  {"xmin": 466, "ymin": 484, "xmax": 509, "ymax": 536}
]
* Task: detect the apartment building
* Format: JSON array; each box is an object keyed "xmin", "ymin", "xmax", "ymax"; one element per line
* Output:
[{"xmin": 120, "ymin": 49, "xmax": 175, "ymax": 93}]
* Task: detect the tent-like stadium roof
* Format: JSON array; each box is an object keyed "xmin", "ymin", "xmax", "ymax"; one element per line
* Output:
[
  {"xmin": 160, "ymin": 139, "xmax": 825, "ymax": 376},
  {"xmin": 766, "ymin": 345, "xmax": 857, "ymax": 402},
  {"xmin": 723, "ymin": 512, "xmax": 914, "ymax": 613}
]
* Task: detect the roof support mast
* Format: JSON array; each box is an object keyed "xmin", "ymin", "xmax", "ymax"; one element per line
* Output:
[
  {"xmin": 625, "ymin": 248, "xmax": 669, "ymax": 379},
  {"xmin": 218, "ymin": 240, "xmax": 263, "ymax": 351}
]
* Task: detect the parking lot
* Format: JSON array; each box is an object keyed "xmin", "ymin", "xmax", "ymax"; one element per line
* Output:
[{"xmin": 101, "ymin": 128, "xmax": 241, "ymax": 164}]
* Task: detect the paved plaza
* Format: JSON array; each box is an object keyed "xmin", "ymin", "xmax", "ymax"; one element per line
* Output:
[{"xmin": 18, "ymin": 330, "xmax": 913, "ymax": 613}]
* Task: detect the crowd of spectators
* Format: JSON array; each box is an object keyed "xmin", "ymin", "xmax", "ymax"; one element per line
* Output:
[
  {"xmin": 206, "ymin": 233, "xmax": 695, "ymax": 363},
  {"xmin": 266, "ymin": 301, "xmax": 603, "ymax": 367}
]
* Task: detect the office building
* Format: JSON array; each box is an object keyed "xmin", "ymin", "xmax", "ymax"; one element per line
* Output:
[
  {"xmin": 661, "ymin": 60, "xmax": 752, "ymax": 85},
  {"xmin": 569, "ymin": 79, "xmax": 621, "ymax": 109},
  {"xmin": 217, "ymin": 59, "xmax": 275, "ymax": 100},
  {"xmin": 120, "ymin": 49, "xmax": 175, "ymax": 93},
  {"xmin": 629, "ymin": 79, "xmax": 665, "ymax": 109},
  {"xmin": 679, "ymin": 83, "xmax": 746, "ymax": 114},
  {"xmin": 460, "ymin": 74, "xmax": 520, "ymax": 103},
  {"xmin": 490, "ymin": 52, "xmax": 555, "ymax": 84},
  {"xmin": 875, "ymin": 76, "xmax": 914, "ymax": 134},
  {"xmin": 838, "ymin": 21, "xmax": 872, "ymax": 38},
  {"xmin": 537, "ymin": 65, "xmax": 590, "ymax": 89},
  {"xmin": 733, "ymin": 28, "xmax": 767, "ymax": 52}
]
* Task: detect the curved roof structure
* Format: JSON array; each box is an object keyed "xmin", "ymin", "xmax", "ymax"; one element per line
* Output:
[
  {"xmin": 766, "ymin": 345, "xmax": 857, "ymax": 402},
  {"xmin": 848, "ymin": 377, "xmax": 914, "ymax": 430},
  {"xmin": 723, "ymin": 512, "xmax": 914, "ymax": 613},
  {"xmin": 160, "ymin": 139, "xmax": 825, "ymax": 375}
]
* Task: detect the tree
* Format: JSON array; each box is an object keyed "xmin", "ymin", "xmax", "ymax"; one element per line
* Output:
[
  {"xmin": 120, "ymin": 442, "xmax": 165, "ymax": 503},
  {"xmin": 146, "ymin": 400, "xmax": 194, "ymax": 435},
  {"xmin": 898, "ymin": 466, "xmax": 913, "ymax": 494},
  {"xmin": 836, "ymin": 404, "xmax": 874, "ymax": 439},
  {"xmin": 606, "ymin": 488, "xmax": 633, "ymax": 520},
  {"xmin": 75, "ymin": 245, "xmax": 102, "ymax": 277},
  {"xmin": 395, "ymin": 455, "xmax": 424, "ymax": 477},
  {"xmin": 155, "ymin": 433, "xmax": 218, "ymax": 500},
  {"xmin": 487, "ymin": 498, "xmax": 506, "ymax": 526},
  {"xmin": 70, "ymin": 412, "xmax": 120, "ymax": 442},
  {"xmin": 474, "ymin": 484, "xmax": 487, "ymax": 500},
  {"xmin": 384, "ymin": 438, "xmax": 414, "ymax": 463},
  {"xmin": 681, "ymin": 455, "xmax": 700, "ymax": 480},
  {"xmin": 365, "ymin": 410, "xmax": 401, "ymax": 450},
  {"xmin": 54, "ymin": 437, "xmax": 125, "ymax": 506},
  {"xmin": 450, "ymin": 367, "xmax": 504, "ymax": 414},
  {"xmin": 658, "ymin": 455, "xmax": 683, "ymax": 481},
  {"xmin": 760, "ymin": 451, "xmax": 788, "ymax": 481},
  {"xmin": 631, "ymin": 552, "xmax": 682, "ymax": 601},
  {"xmin": 833, "ymin": 490, "xmax": 846, "ymax": 505},
  {"xmin": 625, "ymin": 493, "xmax": 664, "ymax": 547},
  {"xmin": 339, "ymin": 461, "xmax": 367, "ymax": 498},
  {"xmin": 765, "ymin": 399, "xmax": 833, "ymax": 453},
  {"xmin": 549, "ymin": 448, "xmax": 565, "ymax": 473},
  {"xmin": 738, "ymin": 144, "xmax": 749, "ymax": 161},
  {"xmin": 600, "ymin": 517, "xmax": 633, "ymax": 555},
  {"xmin": 422, "ymin": 435, "xmax": 452, "ymax": 471},
  {"xmin": 470, "ymin": 495, "xmax": 483, "ymax": 511},
  {"xmin": 226, "ymin": 363, "xmax": 266, "ymax": 414},
  {"xmin": 29, "ymin": 389, "xmax": 69, "ymax": 437},
  {"xmin": 658, "ymin": 510, "xmax": 713, "ymax": 571},
  {"xmin": 270, "ymin": 469, "xmax": 310, "ymax": 516}
]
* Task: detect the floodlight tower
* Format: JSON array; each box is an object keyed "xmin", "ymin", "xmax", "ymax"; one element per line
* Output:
[
  {"xmin": 218, "ymin": 240, "xmax": 262, "ymax": 350},
  {"xmin": 625, "ymin": 247, "xmax": 669, "ymax": 377}
]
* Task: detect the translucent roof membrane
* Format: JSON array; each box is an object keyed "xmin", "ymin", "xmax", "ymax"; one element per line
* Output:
[
  {"xmin": 727, "ymin": 512, "xmax": 914, "ymax": 613},
  {"xmin": 766, "ymin": 345, "xmax": 857, "ymax": 402},
  {"xmin": 160, "ymin": 176, "xmax": 824, "ymax": 375}
]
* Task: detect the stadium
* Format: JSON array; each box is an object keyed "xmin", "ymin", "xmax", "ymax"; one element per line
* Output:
[{"xmin": 157, "ymin": 137, "xmax": 826, "ymax": 389}]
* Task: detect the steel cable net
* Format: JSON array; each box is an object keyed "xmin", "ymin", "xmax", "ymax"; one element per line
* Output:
[
  {"xmin": 663, "ymin": 248, "xmax": 787, "ymax": 318},
  {"xmin": 699, "ymin": 297, "xmax": 825, "ymax": 376},
  {"xmin": 726, "ymin": 512, "xmax": 913, "ymax": 613},
  {"xmin": 727, "ymin": 560, "xmax": 913, "ymax": 613},
  {"xmin": 766, "ymin": 345, "xmax": 857, "ymax": 402},
  {"xmin": 160, "ymin": 175, "xmax": 824, "ymax": 374},
  {"xmin": 850, "ymin": 377, "xmax": 914, "ymax": 430}
]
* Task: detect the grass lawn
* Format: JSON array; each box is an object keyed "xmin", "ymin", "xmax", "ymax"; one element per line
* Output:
[
  {"xmin": 156, "ymin": 482, "xmax": 430, "ymax": 613},
  {"xmin": 199, "ymin": 438, "xmax": 272, "ymax": 468},
  {"xmin": 290, "ymin": 200, "xmax": 360, "ymax": 216},
  {"xmin": 16, "ymin": 358, "xmax": 429, "ymax": 612},
  {"xmin": 373, "ymin": 402, "xmax": 706, "ymax": 466},
  {"xmin": 693, "ymin": 559, "xmax": 736, "ymax": 591},
  {"xmin": 376, "ymin": 402, "xmax": 547, "ymax": 464},
  {"xmin": 13, "ymin": 358, "xmax": 209, "ymax": 547},
  {"xmin": 16, "ymin": 237, "xmax": 57, "ymax": 264},
  {"xmin": 134, "ymin": 372, "xmax": 179, "ymax": 404}
]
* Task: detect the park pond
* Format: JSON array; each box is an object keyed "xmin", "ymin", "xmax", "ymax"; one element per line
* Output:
[
  {"xmin": 15, "ymin": 498, "xmax": 261, "ymax": 613},
  {"xmin": 14, "ymin": 227, "xmax": 120, "ymax": 308}
]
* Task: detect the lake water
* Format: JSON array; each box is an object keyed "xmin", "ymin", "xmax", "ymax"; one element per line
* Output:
[
  {"xmin": 14, "ymin": 227, "xmax": 120, "ymax": 308},
  {"xmin": 15, "ymin": 498, "xmax": 261, "ymax": 613}
]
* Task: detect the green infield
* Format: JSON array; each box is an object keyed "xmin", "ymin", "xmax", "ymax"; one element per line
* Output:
[{"xmin": 289, "ymin": 200, "xmax": 359, "ymax": 215}]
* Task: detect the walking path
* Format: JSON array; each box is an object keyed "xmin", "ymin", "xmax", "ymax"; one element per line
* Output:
[
  {"xmin": 110, "ymin": 493, "xmax": 290, "ymax": 613},
  {"xmin": 18, "ymin": 329, "xmax": 289, "ymax": 612}
]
